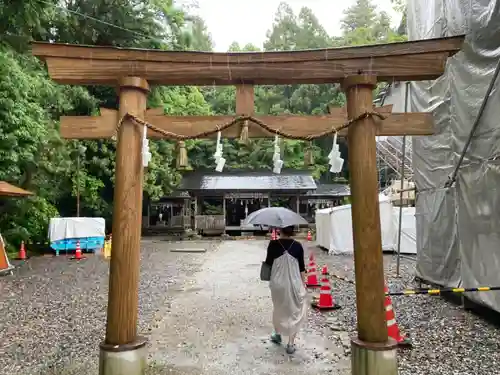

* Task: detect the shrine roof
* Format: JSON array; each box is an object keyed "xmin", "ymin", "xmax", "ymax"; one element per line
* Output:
[
  {"xmin": 179, "ymin": 170, "xmax": 317, "ymax": 192},
  {"xmin": 307, "ymin": 184, "xmax": 351, "ymax": 197}
]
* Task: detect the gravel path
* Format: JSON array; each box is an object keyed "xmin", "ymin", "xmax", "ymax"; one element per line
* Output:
[
  {"xmin": 1, "ymin": 239, "xmax": 499, "ymax": 375},
  {"xmin": 309, "ymin": 245, "xmax": 500, "ymax": 375},
  {"xmin": 0, "ymin": 240, "xmax": 217, "ymax": 375}
]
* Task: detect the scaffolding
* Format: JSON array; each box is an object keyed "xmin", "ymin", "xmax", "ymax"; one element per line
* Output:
[
  {"xmin": 377, "ymin": 136, "xmax": 413, "ymax": 180},
  {"xmin": 376, "ymin": 83, "xmax": 416, "ymax": 275}
]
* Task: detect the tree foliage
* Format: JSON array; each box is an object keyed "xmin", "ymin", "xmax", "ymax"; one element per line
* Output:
[{"xmin": 0, "ymin": 0, "xmax": 406, "ymax": 251}]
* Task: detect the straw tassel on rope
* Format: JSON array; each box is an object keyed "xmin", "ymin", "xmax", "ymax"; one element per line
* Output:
[
  {"xmin": 239, "ymin": 120, "xmax": 249, "ymax": 144},
  {"xmin": 304, "ymin": 141, "xmax": 314, "ymax": 166},
  {"xmin": 176, "ymin": 140, "xmax": 188, "ymax": 169}
]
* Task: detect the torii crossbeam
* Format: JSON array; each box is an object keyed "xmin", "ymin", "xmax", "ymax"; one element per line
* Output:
[
  {"xmin": 32, "ymin": 35, "xmax": 464, "ymax": 375},
  {"xmin": 59, "ymin": 104, "xmax": 435, "ymax": 139}
]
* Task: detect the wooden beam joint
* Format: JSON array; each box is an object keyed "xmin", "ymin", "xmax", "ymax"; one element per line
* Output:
[
  {"xmin": 235, "ymin": 85, "xmax": 254, "ymax": 143},
  {"xmin": 235, "ymin": 85, "xmax": 254, "ymax": 115},
  {"xmin": 342, "ymin": 74, "xmax": 378, "ymax": 91},
  {"xmin": 119, "ymin": 77, "xmax": 150, "ymax": 93}
]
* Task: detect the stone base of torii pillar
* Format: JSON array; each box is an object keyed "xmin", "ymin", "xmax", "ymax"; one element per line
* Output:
[
  {"xmin": 99, "ymin": 337, "xmax": 148, "ymax": 375},
  {"xmin": 351, "ymin": 337, "xmax": 398, "ymax": 375}
]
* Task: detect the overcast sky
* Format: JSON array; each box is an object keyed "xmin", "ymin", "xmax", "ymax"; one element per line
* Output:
[{"xmin": 190, "ymin": 0, "xmax": 401, "ymax": 51}]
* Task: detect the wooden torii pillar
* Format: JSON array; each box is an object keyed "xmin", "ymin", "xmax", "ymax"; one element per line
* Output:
[{"xmin": 32, "ymin": 35, "xmax": 464, "ymax": 375}]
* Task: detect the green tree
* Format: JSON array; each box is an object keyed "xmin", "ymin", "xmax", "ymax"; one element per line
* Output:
[
  {"xmin": 0, "ymin": 0, "xmax": 58, "ymax": 49},
  {"xmin": 264, "ymin": 2, "xmax": 300, "ymax": 51},
  {"xmin": 185, "ymin": 15, "xmax": 214, "ymax": 51},
  {"xmin": 391, "ymin": 0, "xmax": 407, "ymax": 36},
  {"xmin": 341, "ymin": 0, "xmax": 407, "ymax": 45},
  {"xmin": 227, "ymin": 42, "xmax": 261, "ymax": 52},
  {"xmin": 0, "ymin": 46, "xmax": 97, "ymax": 247},
  {"xmin": 341, "ymin": 0, "xmax": 378, "ymax": 32},
  {"xmin": 0, "ymin": 0, "xmax": 212, "ymax": 250},
  {"xmin": 391, "ymin": 0, "xmax": 406, "ymax": 13}
]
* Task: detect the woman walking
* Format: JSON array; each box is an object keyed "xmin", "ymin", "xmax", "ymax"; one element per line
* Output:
[{"xmin": 264, "ymin": 225, "xmax": 308, "ymax": 354}]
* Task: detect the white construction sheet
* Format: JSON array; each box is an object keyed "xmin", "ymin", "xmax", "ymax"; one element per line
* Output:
[{"xmin": 48, "ymin": 217, "xmax": 106, "ymax": 242}]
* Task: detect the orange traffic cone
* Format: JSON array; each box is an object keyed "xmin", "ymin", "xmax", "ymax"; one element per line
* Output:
[
  {"xmin": 312, "ymin": 265, "xmax": 341, "ymax": 310},
  {"xmin": 71, "ymin": 240, "xmax": 85, "ymax": 261},
  {"xmin": 385, "ymin": 284, "xmax": 411, "ymax": 347},
  {"xmin": 17, "ymin": 241, "xmax": 27, "ymax": 260},
  {"xmin": 306, "ymin": 254, "xmax": 320, "ymax": 288},
  {"xmin": 321, "ymin": 265, "xmax": 328, "ymax": 275},
  {"xmin": 307, "ymin": 230, "xmax": 312, "ymax": 241}
]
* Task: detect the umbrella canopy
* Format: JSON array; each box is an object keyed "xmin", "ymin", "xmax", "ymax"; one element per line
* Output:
[
  {"xmin": 243, "ymin": 207, "xmax": 308, "ymax": 228},
  {"xmin": 0, "ymin": 182, "xmax": 33, "ymax": 197}
]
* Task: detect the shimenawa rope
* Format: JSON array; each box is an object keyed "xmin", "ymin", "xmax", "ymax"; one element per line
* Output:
[{"xmin": 111, "ymin": 111, "xmax": 387, "ymax": 141}]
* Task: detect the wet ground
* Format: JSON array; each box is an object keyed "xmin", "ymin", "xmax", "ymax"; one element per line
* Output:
[
  {"xmin": 1, "ymin": 239, "xmax": 499, "ymax": 375},
  {"xmin": 148, "ymin": 240, "xmax": 350, "ymax": 375}
]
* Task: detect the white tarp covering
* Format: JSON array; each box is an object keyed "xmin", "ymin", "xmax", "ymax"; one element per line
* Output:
[
  {"xmin": 48, "ymin": 217, "xmax": 105, "ymax": 242},
  {"xmin": 382, "ymin": 1, "xmax": 500, "ymax": 312},
  {"xmin": 315, "ymin": 195, "xmax": 416, "ymax": 255}
]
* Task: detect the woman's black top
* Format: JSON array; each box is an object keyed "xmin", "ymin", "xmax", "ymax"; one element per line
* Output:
[{"xmin": 264, "ymin": 239, "xmax": 306, "ymax": 273}]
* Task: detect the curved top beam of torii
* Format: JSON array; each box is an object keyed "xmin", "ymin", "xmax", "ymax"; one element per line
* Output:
[{"xmin": 31, "ymin": 35, "xmax": 464, "ymax": 86}]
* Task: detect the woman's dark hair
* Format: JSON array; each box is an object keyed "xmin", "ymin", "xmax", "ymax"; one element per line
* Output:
[{"xmin": 281, "ymin": 226, "xmax": 295, "ymax": 236}]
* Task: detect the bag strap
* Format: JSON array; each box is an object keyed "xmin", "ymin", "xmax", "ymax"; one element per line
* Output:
[{"xmin": 277, "ymin": 239, "xmax": 295, "ymax": 253}]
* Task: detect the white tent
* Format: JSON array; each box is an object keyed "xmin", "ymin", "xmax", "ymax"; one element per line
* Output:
[{"xmin": 315, "ymin": 194, "xmax": 417, "ymax": 255}]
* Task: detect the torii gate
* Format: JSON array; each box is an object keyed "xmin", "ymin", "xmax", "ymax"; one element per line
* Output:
[{"xmin": 32, "ymin": 35, "xmax": 464, "ymax": 375}]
